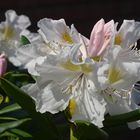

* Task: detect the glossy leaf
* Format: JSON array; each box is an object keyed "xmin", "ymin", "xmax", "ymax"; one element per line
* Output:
[
  {"xmin": 71, "ymin": 121, "xmax": 108, "ymax": 140},
  {"xmin": 20, "ymin": 35, "xmax": 30, "ymax": 45},
  {"xmin": 0, "ymin": 78, "xmax": 36, "ymax": 112},
  {"xmin": 4, "ymin": 71, "xmax": 35, "ymax": 87},
  {"xmin": 0, "ymin": 103, "xmax": 21, "ymax": 115},
  {"xmin": 103, "ymin": 109, "xmax": 140, "ymax": 127},
  {"xmin": 0, "ymin": 117, "xmax": 18, "ymax": 121},
  {"xmin": 0, "ymin": 77, "xmax": 62, "ymax": 140},
  {"xmin": 0, "ymin": 94, "xmax": 4, "ymax": 104},
  {"xmin": 0, "ymin": 131, "xmax": 18, "ymax": 138},
  {"xmin": 10, "ymin": 128, "xmax": 32, "ymax": 138},
  {"xmin": 0, "ymin": 118, "xmax": 31, "ymax": 133},
  {"xmin": 70, "ymin": 126, "xmax": 78, "ymax": 140}
]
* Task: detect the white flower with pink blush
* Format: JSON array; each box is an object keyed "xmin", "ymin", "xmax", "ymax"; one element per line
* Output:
[{"xmin": 87, "ymin": 19, "xmax": 115, "ymax": 58}]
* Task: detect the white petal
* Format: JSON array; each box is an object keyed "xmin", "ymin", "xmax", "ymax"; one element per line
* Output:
[
  {"xmin": 11, "ymin": 43, "xmax": 47, "ymax": 67},
  {"xmin": 5, "ymin": 10, "xmax": 17, "ymax": 23},
  {"xmin": 128, "ymin": 121, "xmax": 140, "ymax": 129},
  {"xmin": 70, "ymin": 24, "xmax": 80, "ymax": 43},
  {"xmin": 71, "ymin": 78, "xmax": 106, "ymax": 127},
  {"xmin": 106, "ymin": 93, "xmax": 132, "ymax": 115},
  {"xmin": 131, "ymin": 87, "xmax": 140, "ymax": 105},
  {"xmin": 112, "ymin": 62, "xmax": 140, "ymax": 90},
  {"xmin": 25, "ymin": 56, "xmax": 46, "ymax": 76},
  {"xmin": 6, "ymin": 9, "xmax": 30, "ymax": 30},
  {"xmin": 22, "ymin": 82, "xmax": 70, "ymax": 114},
  {"xmin": 119, "ymin": 20, "xmax": 140, "ymax": 47},
  {"xmin": 35, "ymin": 54, "xmax": 79, "ymax": 86},
  {"xmin": 106, "ymin": 88, "xmax": 140, "ymax": 129},
  {"xmin": 70, "ymin": 44, "xmax": 85, "ymax": 64},
  {"xmin": 17, "ymin": 15, "xmax": 31, "ymax": 29},
  {"xmin": 127, "ymin": 88, "xmax": 140, "ymax": 129},
  {"xmin": 38, "ymin": 18, "xmax": 68, "ymax": 43}
]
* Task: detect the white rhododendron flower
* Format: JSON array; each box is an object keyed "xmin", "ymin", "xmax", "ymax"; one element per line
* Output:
[
  {"xmin": 11, "ymin": 18, "xmax": 82, "ymax": 75},
  {"xmin": 21, "ymin": 18, "xmax": 115, "ymax": 127},
  {"xmin": 114, "ymin": 20, "xmax": 140, "ymax": 47},
  {"xmin": 10, "ymin": 42, "xmax": 49, "ymax": 75},
  {"xmin": 38, "ymin": 18, "xmax": 80, "ymax": 45},
  {"xmin": 98, "ymin": 20, "xmax": 140, "ymax": 129},
  {"xmin": 16, "ymin": 18, "xmax": 140, "ymax": 129},
  {"xmin": 2, "ymin": 12, "xmax": 140, "ymax": 129},
  {"xmin": 22, "ymin": 44, "xmax": 106, "ymax": 127},
  {"xmin": 0, "ymin": 10, "xmax": 30, "ymax": 43},
  {"xmin": 0, "ymin": 10, "xmax": 31, "ymax": 64}
]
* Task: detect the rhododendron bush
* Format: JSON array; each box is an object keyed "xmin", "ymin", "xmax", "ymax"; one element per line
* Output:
[{"xmin": 0, "ymin": 10, "xmax": 140, "ymax": 140}]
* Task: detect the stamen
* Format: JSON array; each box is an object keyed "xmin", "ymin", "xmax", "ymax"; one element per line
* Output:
[
  {"xmin": 119, "ymin": 46, "xmax": 140, "ymax": 62},
  {"xmin": 61, "ymin": 73, "xmax": 83, "ymax": 95}
]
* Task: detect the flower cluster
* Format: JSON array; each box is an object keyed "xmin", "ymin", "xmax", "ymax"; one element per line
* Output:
[{"xmin": 1, "ymin": 10, "xmax": 140, "ymax": 130}]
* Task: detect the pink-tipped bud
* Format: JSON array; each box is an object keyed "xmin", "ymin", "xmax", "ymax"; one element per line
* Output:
[
  {"xmin": 88, "ymin": 19, "xmax": 114, "ymax": 57},
  {"xmin": 0, "ymin": 53, "xmax": 7, "ymax": 76},
  {"xmin": 88, "ymin": 19, "xmax": 105, "ymax": 57}
]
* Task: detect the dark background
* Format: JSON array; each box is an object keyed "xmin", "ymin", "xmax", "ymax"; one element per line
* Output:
[
  {"xmin": 0, "ymin": 0, "xmax": 140, "ymax": 38},
  {"xmin": 0, "ymin": 0, "xmax": 140, "ymax": 139}
]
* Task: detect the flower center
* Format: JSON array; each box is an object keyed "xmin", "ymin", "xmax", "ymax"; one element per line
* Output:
[
  {"xmin": 80, "ymin": 63, "xmax": 93, "ymax": 73},
  {"xmin": 2, "ymin": 25, "xmax": 13, "ymax": 40},
  {"xmin": 114, "ymin": 34, "xmax": 122, "ymax": 45},
  {"xmin": 108, "ymin": 66, "xmax": 122, "ymax": 84},
  {"xmin": 62, "ymin": 59, "xmax": 81, "ymax": 71},
  {"xmin": 61, "ymin": 32, "xmax": 73, "ymax": 44},
  {"xmin": 92, "ymin": 56, "xmax": 101, "ymax": 62},
  {"xmin": 62, "ymin": 59, "xmax": 92, "ymax": 73}
]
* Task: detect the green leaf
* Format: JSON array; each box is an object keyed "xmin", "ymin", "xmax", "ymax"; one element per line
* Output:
[
  {"xmin": 0, "ymin": 103, "xmax": 21, "ymax": 115},
  {"xmin": 70, "ymin": 126, "xmax": 78, "ymax": 140},
  {"xmin": 4, "ymin": 71, "xmax": 35, "ymax": 87},
  {"xmin": 71, "ymin": 121, "xmax": 108, "ymax": 140},
  {"xmin": 4, "ymin": 72, "xmax": 31, "ymax": 80},
  {"xmin": 10, "ymin": 128, "xmax": 32, "ymax": 138},
  {"xmin": 20, "ymin": 35, "xmax": 30, "ymax": 45},
  {"xmin": 0, "ymin": 94, "xmax": 4, "ymax": 104},
  {"xmin": 0, "ymin": 118, "xmax": 31, "ymax": 133},
  {"xmin": 0, "ymin": 117, "xmax": 18, "ymax": 121},
  {"xmin": 0, "ymin": 77, "xmax": 62, "ymax": 140},
  {"xmin": 0, "ymin": 85, "xmax": 6, "ymax": 97},
  {"xmin": 103, "ymin": 109, "xmax": 140, "ymax": 127},
  {"xmin": 0, "ymin": 78, "xmax": 36, "ymax": 112},
  {"xmin": 0, "ymin": 131, "xmax": 18, "ymax": 138}
]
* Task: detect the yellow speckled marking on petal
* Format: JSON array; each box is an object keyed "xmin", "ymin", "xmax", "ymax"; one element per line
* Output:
[
  {"xmin": 3, "ymin": 25, "xmax": 13, "ymax": 40},
  {"xmin": 114, "ymin": 34, "xmax": 122, "ymax": 45},
  {"xmin": 62, "ymin": 31, "xmax": 73, "ymax": 44},
  {"xmin": 92, "ymin": 56, "xmax": 101, "ymax": 62},
  {"xmin": 62, "ymin": 59, "xmax": 92, "ymax": 73},
  {"xmin": 108, "ymin": 66, "xmax": 122, "ymax": 83},
  {"xmin": 68, "ymin": 98, "xmax": 76, "ymax": 116},
  {"xmin": 62, "ymin": 59, "xmax": 81, "ymax": 71},
  {"xmin": 81, "ymin": 63, "xmax": 92, "ymax": 73}
]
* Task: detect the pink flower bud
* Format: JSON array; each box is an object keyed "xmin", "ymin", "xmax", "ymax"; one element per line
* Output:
[
  {"xmin": 88, "ymin": 19, "xmax": 114, "ymax": 57},
  {"xmin": 0, "ymin": 53, "xmax": 7, "ymax": 76}
]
